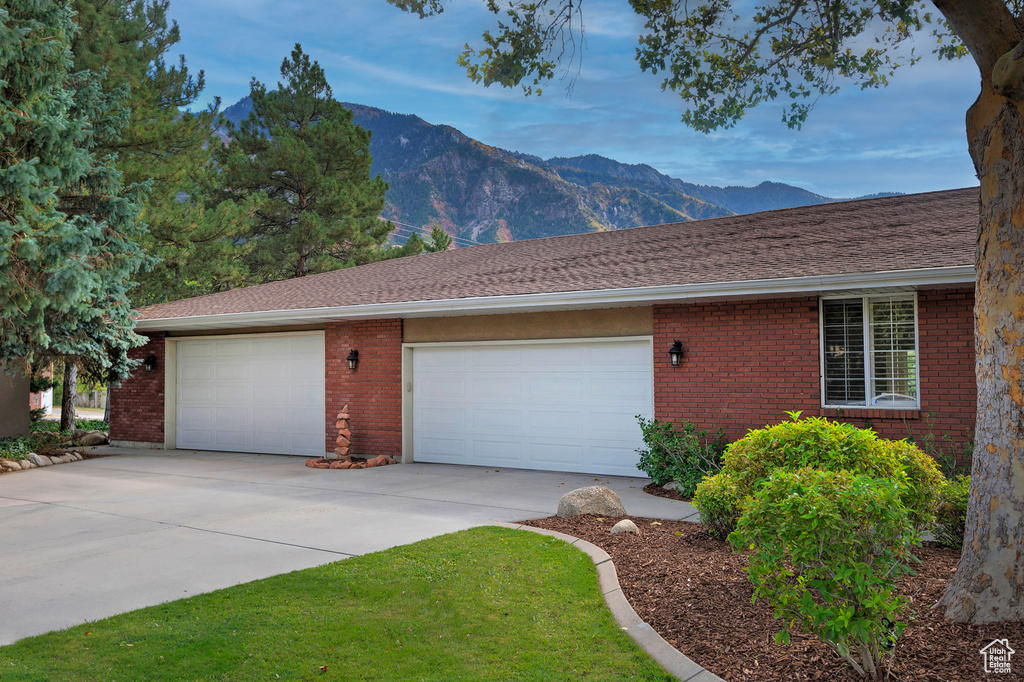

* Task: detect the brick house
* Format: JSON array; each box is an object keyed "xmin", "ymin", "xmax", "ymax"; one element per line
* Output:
[{"xmin": 109, "ymin": 188, "xmax": 978, "ymax": 476}]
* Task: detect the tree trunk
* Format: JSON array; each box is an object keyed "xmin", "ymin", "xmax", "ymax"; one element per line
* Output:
[
  {"xmin": 60, "ymin": 361, "xmax": 77, "ymax": 432},
  {"xmin": 103, "ymin": 384, "xmax": 111, "ymax": 424},
  {"xmin": 936, "ymin": 78, "xmax": 1024, "ymax": 622}
]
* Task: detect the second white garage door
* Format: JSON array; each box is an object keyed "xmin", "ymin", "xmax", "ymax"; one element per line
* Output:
[
  {"xmin": 175, "ymin": 333, "xmax": 326, "ymax": 456},
  {"xmin": 412, "ymin": 338, "xmax": 653, "ymax": 476}
]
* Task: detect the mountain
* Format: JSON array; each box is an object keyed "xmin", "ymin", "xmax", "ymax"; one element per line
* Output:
[{"xmin": 220, "ymin": 98, "xmax": 896, "ymax": 246}]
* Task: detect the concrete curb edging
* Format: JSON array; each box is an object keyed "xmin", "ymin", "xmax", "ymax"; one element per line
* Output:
[{"xmin": 493, "ymin": 522, "xmax": 725, "ymax": 682}]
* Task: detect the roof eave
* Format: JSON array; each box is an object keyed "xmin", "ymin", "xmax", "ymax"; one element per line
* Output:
[{"xmin": 135, "ymin": 265, "xmax": 976, "ymax": 333}]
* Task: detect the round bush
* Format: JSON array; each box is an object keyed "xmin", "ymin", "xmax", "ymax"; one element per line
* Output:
[
  {"xmin": 885, "ymin": 439, "xmax": 946, "ymax": 532},
  {"xmin": 695, "ymin": 415, "xmax": 945, "ymax": 538},
  {"xmin": 731, "ymin": 467, "xmax": 918, "ymax": 678},
  {"xmin": 692, "ymin": 471, "xmax": 741, "ymax": 540},
  {"xmin": 934, "ymin": 474, "xmax": 970, "ymax": 548}
]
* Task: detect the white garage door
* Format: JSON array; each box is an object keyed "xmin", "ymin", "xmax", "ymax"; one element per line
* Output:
[
  {"xmin": 412, "ymin": 338, "xmax": 653, "ymax": 476},
  {"xmin": 176, "ymin": 333, "xmax": 325, "ymax": 456}
]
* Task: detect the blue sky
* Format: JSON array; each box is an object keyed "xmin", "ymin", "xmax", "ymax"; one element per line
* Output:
[{"xmin": 171, "ymin": 0, "xmax": 980, "ymax": 198}]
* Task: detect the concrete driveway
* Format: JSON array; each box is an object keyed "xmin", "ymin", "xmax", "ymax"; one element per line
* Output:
[{"xmin": 0, "ymin": 447, "xmax": 696, "ymax": 645}]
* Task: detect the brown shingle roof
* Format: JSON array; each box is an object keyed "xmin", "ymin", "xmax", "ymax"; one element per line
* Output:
[{"xmin": 139, "ymin": 187, "xmax": 977, "ymax": 322}]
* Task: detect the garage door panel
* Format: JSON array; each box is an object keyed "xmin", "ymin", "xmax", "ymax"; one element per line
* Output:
[
  {"xmin": 179, "ymin": 342, "xmax": 213, "ymax": 358},
  {"xmin": 180, "ymin": 364, "xmax": 212, "ymax": 381},
  {"xmin": 214, "ymin": 340, "xmax": 248, "ymax": 357},
  {"xmin": 470, "ymin": 439, "xmax": 522, "ymax": 463},
  {"xmin": 289, "ymin": 410, "xmax": 323, "ymax": 430},
  {"xmin": 419, "ymin": 437, "xmax": 466, "ymax": 460},
  {"xmin": 414, "ymin": 339, "xmax": 652, "ymax": 475},
  {"xmin": 419, "ymin": 405, "xmax": 466, "ymax": 429},
  {"xmin": 526, "ymin": 409, "xmax": 584, "ymax": 433},
  {"xmin": 470, "ymin": 347, "xmax": 518, "ymax": 367},
  {"xmin": 419, "ymin": 377, "xmax": 467, "ymax": 399},
  {"xmin": 251, "ymin": 406, "xmax": 287, "ymax": 427},
  {"xmin": 586, "ymin": 410, "xmax": 640, "ymax": 434},
  {"xmin": 176, "ymin": 333, "xmax": 325, "ymax": 456},
  {"xmin": 527, "ymin": 376, "xmax": 582, "ymax": 400},
  {"xmin": 472, "ymin": 376, "xmax": 520, "ymax": 399},
  {"xmin": 525, "ymin": 346, "xmax": 581, "ymax": 367},
  {"xmin": 215, "ymin": 430, "xmax": 250, "ymax": 448},
  {"xmin": 179, "ymin": 386, "xmax": 213, "ymax": 403},
  {"xmin": 473, "ymin": 408, "xmax": 521, "ymax": 429},
  {"xmin": 526, "ymin": 442, "xmax": 583, "ymax": 466}
]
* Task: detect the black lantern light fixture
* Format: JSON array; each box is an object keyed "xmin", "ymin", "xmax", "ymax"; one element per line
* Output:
[
  {"xmin": 347, "ymin": 349, "xmax": 359, "ymax": 371},
  {"xmin": 143, "ymin": 353, "xmax": 157, "ymax": 372},
  {"xmin": 668, "ymin": 341, "xmax": 684, "ymax": 367}
]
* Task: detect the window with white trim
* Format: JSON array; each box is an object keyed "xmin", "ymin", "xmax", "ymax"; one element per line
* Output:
[{"xmin": 820, "ymin": 295, "xmax": 919, "ymax": 408}]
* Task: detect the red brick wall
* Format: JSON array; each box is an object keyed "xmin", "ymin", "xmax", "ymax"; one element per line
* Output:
[
  {"xmin": 325, "ymin": 319, "xmax": 403, "ymax": 457},
  {"xmin": 108, "ymin": 333, "xmax": 165, "ymax": 443},
  {"xmin": 654, "ymin": 297, "xmax": 821, "ymax": 438},
  {"xmin": 653, "ymin": 288, "xmax": 976, "ymax": 451}
]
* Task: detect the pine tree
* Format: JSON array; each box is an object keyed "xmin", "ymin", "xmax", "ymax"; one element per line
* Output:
[
  {"xmin": 0, "ymin": 0, "xmax": 151, "ymax": 384},
  {"xmin": 70, "ymin": 0, "xmax": 253, "ymax": 305},
  {"xmin": 217, "ymin": 44, "xmax": 400, "ymax": 282}
]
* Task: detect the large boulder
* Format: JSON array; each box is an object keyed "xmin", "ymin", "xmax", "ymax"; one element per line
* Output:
[
  {"xmin": 27, "ymin": 453, "xmax": 50, "ymax": 467},
  {"xmin": 556, "ymin": 486, "xmax": 627, "ymax": 518},
  {"xmin": 78, "ymin": 431, "xmax": 107, "ymax": 446}
]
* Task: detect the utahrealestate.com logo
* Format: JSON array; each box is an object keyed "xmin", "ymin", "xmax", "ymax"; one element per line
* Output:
[{"xmin": 980, "ymin": 639, "xmax": 1014, "ymax": 674}]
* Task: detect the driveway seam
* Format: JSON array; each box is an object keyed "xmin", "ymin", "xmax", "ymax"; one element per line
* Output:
[
  {"xmin": 3, "ymin": 499, "xmax": 356, "ymax": 557},
  {"xmin": 493, "ymin": 522, "xmax": 725, "ymax": 682}
]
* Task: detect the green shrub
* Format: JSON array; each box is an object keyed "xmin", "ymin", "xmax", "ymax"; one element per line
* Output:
[
  {"xmin": 934, "ymin": 475, "xmax": 970, "ymax": 549},
  {"xmin": 886, "ymin": 439, "xmax": 945, "ymax": 533},
  {"xmin": 30, "ymin": 419, "xmax": 108, "ymax": 434},
  {"xmin": 722, "ymin": 415, "xmax": 901, "ymax": 491},
  {"xmin": 76, "ymin": 419, "xmax": 109, "ymax": 432},
  {"xmin": 635, "ymin": 417, "xmax": 727, "ymax": 494},
  {"xmin": 904, "ymin": 412, "xmax": 973, "ymax": 478},
  {"xmin": 692, "ymin": 471, "xmax": 742, "ymax": 539},
  {"xmin": 699, "ymin": 414, "xmax": 944, "ymax": 538},
  {"xmin": 732, "ymin": 468, "xmax": 918, "ymax": 679},
  {"xmin": 0, "ymin": 436, "xmax": 36, "ymax": 461}
]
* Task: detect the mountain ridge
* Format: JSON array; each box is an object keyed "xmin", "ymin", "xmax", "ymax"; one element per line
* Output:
[{"xmin": 220, "ymin": 97, "xmax": 898, "ymax": 246}]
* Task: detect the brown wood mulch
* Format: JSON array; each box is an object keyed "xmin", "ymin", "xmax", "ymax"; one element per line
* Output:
[
  {"xmin": 643, "ymin": 483, "xmax": 688, "ymax": 502},
  {"xmin": 521, "ymin": 515, "xmax": 1024, "ymax": 681}
]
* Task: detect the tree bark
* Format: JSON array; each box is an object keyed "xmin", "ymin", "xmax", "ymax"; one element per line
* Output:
[
  {"xmin": 103, "ymin": 384, "xmax": 111, "ymax": 424},
  {"xmin": 935, "ymin": 26, "xmax": 1024, "ymax": 621},
  {"xmin": 60, "ymin": 361, "xmax": 77, "ymax": 432}
]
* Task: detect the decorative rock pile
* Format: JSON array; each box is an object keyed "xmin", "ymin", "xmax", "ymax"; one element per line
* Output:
[
  {"xmin": 0, "ymin": 435, "xmax": 103, "ymax": 475},
  {"xmin": 304, "ymin": 404, "xmax": 398, "ymax": 470}
]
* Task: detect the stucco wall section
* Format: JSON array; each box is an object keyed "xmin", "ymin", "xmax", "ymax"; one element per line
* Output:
[
  {"xmin": 108, "ymin": 333, "xmax": 166, "ymax": 444},
  {"xmin": 325, "ymin": 319, "xmax": 403, "ymax": 457},
  {"xmin": 402, "ymin": 307, "xmax": 653, "ymax": 343}
]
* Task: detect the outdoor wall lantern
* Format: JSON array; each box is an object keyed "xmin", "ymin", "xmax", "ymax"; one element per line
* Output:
[
  {"xmin": 347, "ymin": 349, "xmax": 360, "ymax": 371},
  {"xmin": 143, "ymin": 353, "xmax": 157, "ymax": 372},
  {"xmin": 668, "ymin": 341, "xmax": 685, "ymax": 367}
]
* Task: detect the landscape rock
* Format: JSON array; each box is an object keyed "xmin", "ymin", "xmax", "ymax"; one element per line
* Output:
[
  {"xmin": 556, "ymin": 486, "xmax": 627, "ymax": 518},
  {"xmin": 19, "ymin": 460, "xmax": 32, "ymax": 470},
  {"xmin": 79, "ymin": 432, "xmax": 107, "ymax": 446},
  {"xmin": 72, "ymin": 429, "xmax": 87, "ymax": 440},
  {"xmin": 662, "ymin": 481, "xmax": 682, "ymax": 492},
  {"xmin": 27, "ymin": 453, "xmax": 50, "ymax": 467},
  {"xmin": 611, "ymin": 519, "xmax": 641, "ymax": 535},
  {"xmin": 0, "ymin": 460, "xmax": 19, "ymax": 471}
]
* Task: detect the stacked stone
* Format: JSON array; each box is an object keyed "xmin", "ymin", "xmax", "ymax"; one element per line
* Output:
[{"xmin": 335, "ymin": 404, "xmax": 352, "ymax": 458}]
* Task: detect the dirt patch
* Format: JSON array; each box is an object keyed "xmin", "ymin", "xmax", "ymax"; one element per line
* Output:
[{"xmin": 522, "ymin": 515, "xmax": 1023, "ymax": 681}]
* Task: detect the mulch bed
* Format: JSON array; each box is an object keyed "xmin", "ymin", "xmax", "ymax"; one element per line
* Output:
[
  {"xmin": 643, "ymin": 482, "xmax": 688, "ymax": 502},
  {"xmin": 522, "ymin": 515, "xmax": 1024, "ymax": 681}
]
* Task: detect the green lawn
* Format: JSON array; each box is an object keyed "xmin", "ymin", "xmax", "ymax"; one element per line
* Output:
[{"xmin": 0, "ymin": 527, "xmax": 671, "ymax": 681}]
